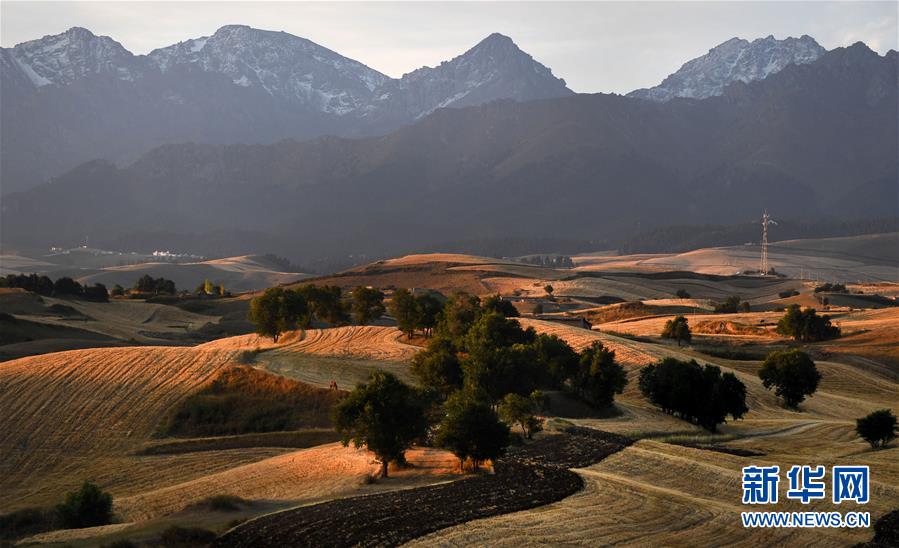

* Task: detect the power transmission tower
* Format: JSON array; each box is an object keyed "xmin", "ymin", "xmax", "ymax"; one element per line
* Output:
[{"xmin": 760, "ymin": 210, "xmax": 776, "ymax": 275}]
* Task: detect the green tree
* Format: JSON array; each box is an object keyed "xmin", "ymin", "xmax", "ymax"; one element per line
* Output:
[
  {"xmin": 415, "ymin": 294, "xmax": 443, "ymax": 337},
  {"xmin": 436, "ymin": 391, "xmax": 510, "ymax": 471},
  {"xmin": 498, "ymin": 391, "xmax": 544, "ymax": 439},
  {"xmin": 482, "ymin": 295, "xmax": 520, "ymax": 318},
  {"xmin": 661, "ymin": 315, "xmax": 692, "ymax": 346},
  {"xmin": 389, "ymin": 288, "xmax": 419, "ymax": 338},
  {"xmin": 855, "ymin": 409, "xmax": 897, "ymax": 449},
  {"xmin": 436, "ymin": 292, "xmax": 481, "ymax": 345},
  {"xmin": 577, "ymin": 341, "xmax": 627, "ymax": 407},
  {"xmin": 461, "ymin": 312, "xmax": 538, "ymax": 402},
  {"xmin": 531, "ymin": 333, "xmax": 579, "ymax": 388},
  {"xmin": 332, "ymin": 371, "xmax": 427, "ymax": 477},
  {"xmin": 110, "ymin": 284, "xmax": 125, "ymax": 297},
  {"xmin": 544, "ymin": 284, "xmax": 554, "ymax": 298},
  {"xmin": 759, "ymin": 349, "xmax": 821, "ymax": 408},
  {"xmin": 56, "ymin": 481, "xmax": 113, "ymax": 529},
  {"xmin": 639, "ymin": 358, "xmax": 747, "ymax": 432},
  {"xmin": 776, "ymin": 304, "xmax": 841, "ymax": 342},
  {"xmin": 351, "ymin": 286, "xmax": 385, "ymax": 324},
  {"xmin": 298, "ymin": 284, "xmax": 349, "ymax": 326},
  {"xmin": 410, "ymin": 336, "xmax": 463, "ymax": 400},
  {"xmin": 675, "ymin": 289, "xmax": 691, "ymax": 299},
  {"xmin": 247, "ymin": 287, "xmax": 308, "ymax": 342}
]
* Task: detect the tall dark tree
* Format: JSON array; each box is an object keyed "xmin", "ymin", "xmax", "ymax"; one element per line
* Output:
[
  {"xmin": 415, "ymin": 294, "xmax": 443, "ymax": 337},
  {"xmin": 758, "ymin": 349, "xmax": 822, "ymax": 408},
  {"xmin": 661, "ymin": 315, "xmax": 692, "ymax": 346},
  {"xmin": 576, "ymin": 341, "xmax": 627, "ymax": 407},
  {"xmin": 298, "ymin": 284, "xmax": 348, "ymax": 326},
  {"xmin": 332, "ymin": 371, "xmax": 427, "ymax": 477},
  {"xmin": 410, "ymin": 336, "xmax": 463, "ymax": 400},
  {"xmin": 436, "ymin": 391, "xmax": 510, "ymax": 471},
  {"xmin": 389, "ymin": 288, "xmax": 419, "ymax": 338},
  {"xmin": 531, "ymin": 333, "xmax": 579, "ymax": 388},
  {"xmin": 351, "ymin": 286, "xmax": 385, "ymax": 325}
]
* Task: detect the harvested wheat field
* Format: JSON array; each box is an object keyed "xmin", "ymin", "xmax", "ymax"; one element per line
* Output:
[
  {"xmin": 115, "ymin": 443, "xmax": 458, "ymax": 522},
  {"xmin": 410, "ymin": 439, "xmax": 898, "ymax": 547},
  {"xmin": 0, "ymin": 346, "xmax": 251, "ymax": 510}
]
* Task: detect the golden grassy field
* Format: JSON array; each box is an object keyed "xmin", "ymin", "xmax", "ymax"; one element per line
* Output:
[{"xmin": 2, "ymin": 245, "xmax": 896, "ymax": 546}]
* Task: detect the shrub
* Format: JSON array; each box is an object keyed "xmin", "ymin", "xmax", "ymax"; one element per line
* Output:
[
  {"xmin": 856, "ymin": 409, "xmax": 897, "ymax": 449},
  {"xmin": 159, "ymin": 526, "xmax": 217, "ymax": 546},
  {"xmin": 56, "ymin": 481, "xmax": 113, "ymax": 529},
  {"xmin": 675, "ymin": 289, "xmax": 691, "ymax": 299},
  {"xmin": 639, "ymin": 358, "xmax": 747, "ymax": 432},
  {"xmin": 776, "ymin": 304, "xmax": 840, "ymax": 342},
  {"xmin": 436, "ymin": 391, "xmax": 510, "ymax": 471},
  {"xmin": 758, "ymin": 349, "xmax": 821, "ymax": 408},
  {"xmin": 661, "ymin": 315, "xmax": 691, "ymax": 346}
]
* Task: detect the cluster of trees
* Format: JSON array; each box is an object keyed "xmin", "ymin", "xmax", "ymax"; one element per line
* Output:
[
  {"xmin": 713, "ymin": 295, "xmax": 750, "ymax": 313},
  {"xmin": 336, "ymin": 292, "xmax": 627, "ymax": 475},
  {"xmin": 195, "ymin": 279, "xmax": 228, "ymax": 297},
  {"xmin": 776, "ymin": 304, "xmax": 840, "ymax": 342},
  {"xmin": 389, "ymin": 289, "xmax": 443, "ymax": 338},
  {"xmin": 518, "ymin": 255, "xmax": 575, "ymax": 268},
  {"xmin": 639, "ymin": 358, "xmax": 747, "ymax": 432},
  {"xmin": 1, "ymin": 274, "xmax": 108, "ymax": 302},
  {"xmin": 778, "ymin": 289, "xmax": 800, "ymax": 299},
  {"xmin": 249, "ymin": 284, "xmax": 387, "ymax": 342},
  {"xmin": 814, "ymin": 283, "xmax": 847, "ymax": 294},
  {"xmin": 661, "ymin": 315, "xmax": 692, "ymax": 346},
  {"xmin": 133, "ymin": 275, "xmax": 176, "ymax": 295}
]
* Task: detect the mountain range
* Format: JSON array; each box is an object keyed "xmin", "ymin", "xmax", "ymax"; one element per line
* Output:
[
  {"xmin": 3, "ymin": 36, "xmax": 895, "ymax": 264},
  {"xmin": 2, "ymin": 26, "xmax": 841, "ymax": 194},
  {"xmin": 1, "ymin": 26, "xmax": 571, "ymax": 193}
]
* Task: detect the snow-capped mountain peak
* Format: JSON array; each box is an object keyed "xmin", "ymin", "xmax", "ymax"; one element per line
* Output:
[
  {"xmin": 147, "ymin": 25, "xmax": 389, "ymax": 114},
  {"xmin": 7, "ymin": 26, "xmax": 140, "ymax": 87},
  {"xmin": 629, "ymin": 34, "xmax": 826, "ymax": 101}
]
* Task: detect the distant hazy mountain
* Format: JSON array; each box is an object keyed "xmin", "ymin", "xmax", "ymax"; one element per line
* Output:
[
  {"xmin": 3, "ymin": 43, "xmax": 894, "ymax": 263},
  {"xmin": 629, "ymin": 35, "xmax": 825, "ymax": 101},
  {"xmin": 0, "ymin": 26, "xmax": 571, "ymax": 193}
]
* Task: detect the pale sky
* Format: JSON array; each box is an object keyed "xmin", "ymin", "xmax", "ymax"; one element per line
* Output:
[{"xmin": 2, "ymin": 1, "xmax": 896, "ymax": 93}]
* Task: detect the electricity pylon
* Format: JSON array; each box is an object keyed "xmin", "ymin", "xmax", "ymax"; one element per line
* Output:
[{"xmin": 760, "ymin": 210, "xmax": 776, "ymax": 275}]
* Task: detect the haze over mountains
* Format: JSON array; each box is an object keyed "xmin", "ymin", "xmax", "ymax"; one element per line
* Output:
[
  {"xmin": 1, "ymin": 26, "xmax": 896, "ymax": 265},
  {"xmin": 1, "ymin": 25, "xmax": 571, "ymax": 192}
]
